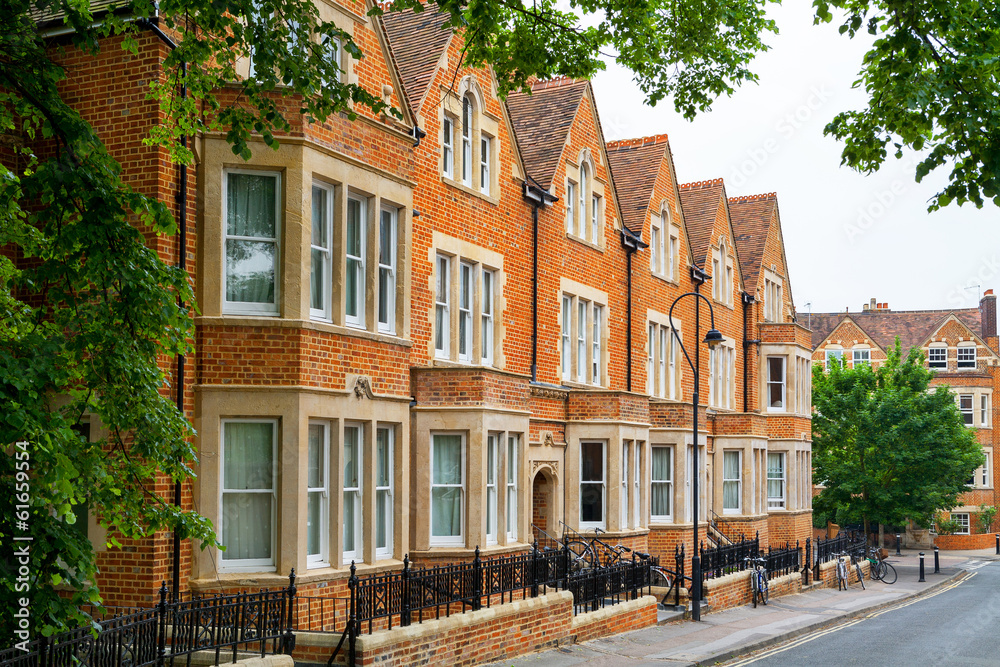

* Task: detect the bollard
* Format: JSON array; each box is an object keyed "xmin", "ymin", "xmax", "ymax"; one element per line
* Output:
[
  {"xmin": 996, "ymin": 533, "xmax": 999, "ymax": 556},
  {"xmin": 895, "ymin": 534, "xmax": 902, "ymax": 556},
  {"xmin": 934, "ymin": 546, "xmax": 940, "ymax": 574},
  {"xmin": 918, "ymin": 552, "xmax": 926, "ymax": 582}
]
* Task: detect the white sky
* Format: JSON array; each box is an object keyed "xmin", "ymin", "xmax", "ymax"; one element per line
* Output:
[{"xmin": 590, "ymin": 2, "xmax": 999, "ymax": 315}]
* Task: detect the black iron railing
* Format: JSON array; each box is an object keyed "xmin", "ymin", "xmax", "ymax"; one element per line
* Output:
[
  {"xmin": 813, "ymin": 532, "xmax": 866, "ymax": 577},
  {"xmin": 0, "ymin": 574, "xmax": 296, "ymax": 667},
  {"xmin": 700, "ymin": 532, "xmax": 760, "ymax": 580},
  {"xmin": 764, "ymin": 541, "xmax": 801, "ymax": 580}
]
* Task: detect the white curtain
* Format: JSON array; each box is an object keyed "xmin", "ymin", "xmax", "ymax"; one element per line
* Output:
[
  {"xmin": 226, "ymin": 173, "xmax": 276, "ymax": 304},
  {"xmin": 306, "ymin": 424, "xmax": 324, "ymax": 557},
  {"xmin": 767, "ymin": 452, "xmax": 784, "ymax": 502},
  {"xmin": 651, "ymin": 448, "xmax": 671, "ymax": 517},
  {"xmin": 345, "ymin": 199, "xmax": 363, "ymax": 319},
  {"xmin": 222, "ymin": 422, "xmax": 273, "ymax": 561},
  {"xmin": 432, "ymin": 435, "xmax": 463, "ymax": 537},
  {"xmin": 311, "ymin": 186, "xmax": 328, "ymax": 311},
  {"xmin": 343, "ymin": 427, "xmax": 361, "ymax": 553},
  {"xmin": 723, "ymin": 451, "xmax": 741, "ymax": 511}
]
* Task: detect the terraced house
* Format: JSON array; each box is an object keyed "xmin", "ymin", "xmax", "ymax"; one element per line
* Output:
[
  {"xmin": 23, "ymin": 0, "xmax": 815, "ymax": 655},
  {"xmin": 805, "ymin": 294, "xmax": 1000, "ymax": 549}
]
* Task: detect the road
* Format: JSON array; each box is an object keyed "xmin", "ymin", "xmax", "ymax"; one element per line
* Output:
[{"xmin": 726, "ymin": 559, "xmax": 1000, "ymax": 666}]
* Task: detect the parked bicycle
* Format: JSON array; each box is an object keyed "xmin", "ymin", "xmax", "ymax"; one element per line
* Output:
[
  {"xmin": 631, "ymin": 550, "xmax": 675, "ymax": 596},
  {"xmin": 560, "ymin": 522, "xmax": 631, "ymax": 570},
  {"xmin": 866, "ymin": 547, "xmax": 898, "ymax": 584},
  {"xmin": 744, "ymin": 555, "xmax": 769, "ymax": 607},
  {"xmin": 834, "ymin": 551, "xmax": 865, "ymax": 590}
]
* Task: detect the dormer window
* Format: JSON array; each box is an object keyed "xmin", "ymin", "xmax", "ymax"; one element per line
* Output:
[
  {"xmin": 565, "ymin": 155, "xmax": 603, "ymax": 246},
  {"xmin": 958, "ymin": 343, "xmax": 976, "ymax": 369},
  {"xmin": 764, "ymin": 271, "xmax": 783, "ymax": 323},
  {"xmin": 712, "ymin": 239, "xmax": 734, "ymax": 306},
  {"xmin": 461, "ymin": 95, "xmax": 473, "ymax": 186},
  {"xmin": 441, "ymin": 80, "xmax": 497, "ymax": 198},
  {"xmin": 650, "ymin": 207, "xmax": 679, "ymax": 280},
  {"xmin": 928, "ymin": 345, "xmax": 947, "ymax": 369},
  {"xmin": 853, "ymin": 348, "xmax": 870, "ymax": 367}
]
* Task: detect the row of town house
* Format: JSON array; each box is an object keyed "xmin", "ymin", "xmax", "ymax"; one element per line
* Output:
[
  {"xmin": 46, "ymin": 1, "xmax": 813, "ymax": 607},
  {"xmin": 804, "ymin": 294, "xmax": 1000, "ymax": 548}
]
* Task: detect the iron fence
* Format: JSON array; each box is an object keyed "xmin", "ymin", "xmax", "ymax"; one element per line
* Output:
[
  {"xmin": 813, "ymin": 532, "xmax": 867, "ymax": 575},
  {"xmin": 700, "ymin": 532, "xmax": 760, "ymax": 580},
  {"xmin": 764, "ymin": 541, "xmax": 801, "ymax": 580},
  {"xmin": 0, "ymin": 575, "xmax": 296, "ymax": 667}
]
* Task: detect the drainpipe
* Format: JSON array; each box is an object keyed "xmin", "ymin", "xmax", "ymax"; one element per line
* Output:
[
  {"xmin": 141, "ymin": 17, "xmax": 185, "ymax": 597},
  {"xmin": 619, "ymin": 229, "xmax": 647, "ymax": 392},
  {"xmin": 522, "ymin": 178, "xmax": 557, "ymax": 382},
  {"xmin": 741, "ymin": 292, "xmax": 758, "ymax": 414}
]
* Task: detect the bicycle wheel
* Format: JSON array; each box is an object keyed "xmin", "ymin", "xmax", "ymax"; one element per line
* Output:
[
  {"xmin": 564, "ymin": 540, "xmax": 595, "ymax": 571},
  {"xmin": 837, "ymin": 562, "xmax": 848, "ymax": 590},
  {"xmin": 759, "ymin": 572, "xmax": 769, "ymax": 605},
  {"xmin": 855, "ymin": 562, "xmax": 866, "ymax": 590},
  {"xmin": 751, "ymin": 571, "xmax": 759, "ymax": 608},
  {"xmin": 868, "ymin": 560, "xmax": 880, "ymax": 581},
  {"xmin": 879, "ymin": 562, "xmax": 897, "ymax": 585},
  {"xmin": 649, "ymin": 567, "xmax": 673, "ymax": 591}
]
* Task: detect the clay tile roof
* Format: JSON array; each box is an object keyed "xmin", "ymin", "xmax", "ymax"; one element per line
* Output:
[
  {"xmin": 605, "ymin": 135, "xmax": 671, "ymax": 235},
  {"xmin": 678, "ymin": 179, "xmax": 726, "ymax": 267},
  {"xmin": 381, "ymin": 5, "xmax": 453, "ymax": 113},
  {"xmin": 801, "ymin": 308, "xmax": 983, "ymax": 353},
  {"xmin": 728, "ymin": 193, "xmax": 778, "ymax": 291},
  {"xmin": 506, "ymin": 77, "xmax": 589, "ymax": 189}
]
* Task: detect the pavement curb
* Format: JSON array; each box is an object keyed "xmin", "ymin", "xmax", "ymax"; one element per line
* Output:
[{"xmin": 694, "ymin": 569, "xmax": 971, "ymax": 666}]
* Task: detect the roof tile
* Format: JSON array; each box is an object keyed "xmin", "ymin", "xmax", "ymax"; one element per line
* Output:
[
  {"xmin": 678, "ymin": 179, "xmax": 726, "ymax": 267},
  {"xmin": 506, "ymin": 78, "xmax": 589, "ymax": 189},
  {"xmin": 381, "ymin": 6, "xmax": 453, "ymax": 112},
  {"xmin": 801, "ymin": 308, "xmax": 983, "ymax": 354},
  {"xmin": 605, "ymin": 135, "xmax": 671, "ymax": 235},
  {"xmin": 729, "ymin": 193, "xmax": 778, "ymax": 291}
]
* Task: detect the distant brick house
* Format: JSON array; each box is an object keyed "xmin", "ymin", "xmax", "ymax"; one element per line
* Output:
[
  {"xmin": 21, "ymin": 0, "xmax": 813, "ymax": 621},
  {"xmin": 803, "ymin": 293, "xmax": 999, "ymax": 548}
]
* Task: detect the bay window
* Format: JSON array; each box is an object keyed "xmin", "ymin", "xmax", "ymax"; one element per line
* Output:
[
  {"xmin": 577, "ymin": 300, "xmax": 587, "ymax": 384},
  {"xmin": 767, "ymin": 356, "xmax": 785, "ymax": 412},
  {"xmin": 506, "ymin": 435, "xmax": 518, "ymax": 540},
  {"xmin": 591, "ymin": 195, "xmax": 600, "ymax": 243},
  {"xmin": 343, "ymin": 424, "xmax": 363, "ymax": 561},
  {"xmin": 647, "ymin": 323, "xmax": 655, "ymax": 394},
  {"xmin": 307, "ymin": 423, "xmax": 329, "ymax": 567},
  {"xmin": 482, "ymin": 269, "xmax": 494, "ymax": 366},
  {"xmin": 377, "ymin": 207, "xmax": 397, "ymax": 333},
  {"xmin": 767, "ymin": 452, "xmax": 785, "ymax": 510},
  {"xmin": 668, "ymin": 231, "xmax": 678, "ymax": 281},
  {"xmin": 658, "ymin": 327, "xmax": 667, "ymax": 397},
  {"xmin": 224, "ymin": 171, "xmax": 280, "ymax": 315},
  {"xmin": 580, "ymin": 441, "xmax": 605, "ymax": 528},
  {"xmin": 221, "ymin": 420, "xmax": 276, "ymax": 571},
  {"xmin": 650, "ymin": 224, "xmax": 661, "ymax": 274},
  {"xmin": 722, "ymin": 450, "xmax": 741, "ymax": 514},
  {"xmin": 435, "ymin": 255, "xmax": 450, "ymax": 358},
  {"xmin": 345, "ymin": 197, "xmax": 366, "ymax": 327},
  {"xmin": 566, "ymin": 182, "xmax": 576, "ymax": 233},
  {"xmin": 982, "ymin": 395, "xmax": 990, "ymax": 427},
  {"xmin": 431, "ymin": 434, "xmax": 465, "ymax": 546},
  {"xmin": 651, "ymin": 446, "xmax": 673, "ymax": 521},
  {"xmin": 375, "ymin": 427, "xmax": 394, "ymax": 559},
  {"xmin": 620, "ymin": 442, "xmax": 629, "ymax": 529},
  {"xmin": 480, "ymin": 136, "xmax": 491, "ymax": 195},
  {"xmin": 459, "ymin": 262, "xmax": 473, "ymax": 361},
  {"xmin": 592, "ymin": 305, "xmax": 602, "ymax": 385},
  {"xmin": 486, "ymin": 434, "xmax": 498, "ymax": 545},
  {"xmin": 960, "ymin": 394, "xmax": 974, "ymax": 426},
  {"xmin": 578, "ymin": 163, "xmax": 588, "ymax": 238},
  {"xmin": 562, "ymin": 296, "xmax": 572, "ymax": 381}
]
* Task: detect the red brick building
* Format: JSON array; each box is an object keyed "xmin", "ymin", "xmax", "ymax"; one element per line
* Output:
[
  {"xmin": 29, "ymin": 2, "xmax": 813, "ymax": 609},
  {"xmin": 803, "ymin": 293, "xmax": 999, "ymax": 548}
]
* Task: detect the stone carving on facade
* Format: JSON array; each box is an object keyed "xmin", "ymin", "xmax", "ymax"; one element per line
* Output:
[
  {"xmin": 352, "ymin": 375, "xmax": 374, "ymax": 399},
  {"xmin": 531, "ymin": 459, "xmax": 558, "ymax": 476}
]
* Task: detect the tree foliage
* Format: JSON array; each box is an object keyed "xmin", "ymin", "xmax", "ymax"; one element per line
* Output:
[
  {"xmin": 814, "ymin": 0, "xmax": 1000, "ymax": 210},
  {"xmin": 811, "ymin": 341, "xmax": 983, "ymax": 537}
]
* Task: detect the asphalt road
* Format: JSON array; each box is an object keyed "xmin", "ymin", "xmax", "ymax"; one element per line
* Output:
[{"xmin": 726, "ymin": 560, "xmax": 1000, "ymax": 666}]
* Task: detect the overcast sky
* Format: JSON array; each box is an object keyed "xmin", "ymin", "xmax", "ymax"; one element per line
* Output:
[{"xmin": 590, "ymin": 2, "xmax": 999, "ymax": 316}]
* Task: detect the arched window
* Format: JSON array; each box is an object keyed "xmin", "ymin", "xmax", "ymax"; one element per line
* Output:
[
  {"xmin": 578, "ymin": 162, "xmax": 588, "ymax": 237},
  {"xmin": 442, "ymin": 82, "xmax": 496, "ymax": 197},
  {"xmin": 461, "ymin": 95, "xmax": 473, "ymax": 186}
]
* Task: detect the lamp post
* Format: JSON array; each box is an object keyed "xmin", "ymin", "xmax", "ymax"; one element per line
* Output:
[{"xmin": 669, "ymin": 291, "xmax": 723, "ymax": 622}]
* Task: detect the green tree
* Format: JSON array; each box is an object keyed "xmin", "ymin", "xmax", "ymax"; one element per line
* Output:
[{"xmin": 811, "ymin": 340, "xmax": 984, "ymax": 539}]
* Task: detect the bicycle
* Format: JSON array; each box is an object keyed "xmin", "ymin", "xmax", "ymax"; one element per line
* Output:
[
  {"xmin": 560, "ymin": 523, "xmax": 631, "ymax": 570},
  {"xmin": 835, "ymin": 551, "xmax": 850, "ymax": 591},
  {"xmin": 632, "ymin": 550, "xmax": 678, "ymax": 608},
  {"xmin": 744, "ymin": 556, "xmax": 769, "ymax": 607},
  {"xmin": 866, "ymin": 547, "xmax": 898, "ymax": 584}
]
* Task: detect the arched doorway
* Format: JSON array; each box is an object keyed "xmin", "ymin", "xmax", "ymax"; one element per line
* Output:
[{"xmin": 531, "ymin": 469, "xmax": 555, "ymax": 538}]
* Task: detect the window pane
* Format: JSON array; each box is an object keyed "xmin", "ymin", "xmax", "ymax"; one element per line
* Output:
[
  {"xmin": 344, "ymin": 427, "xmax": 360, "ymax": 489},
  {"xmin": 226, "ymin": 240, "xmax": 276, "ymax": 304},
  {"xmin": 307, "ymin": 491, "xmax": 322, "ymax": 556},
  {"xmin": 431, "ymin": 487, "xmax": 462, "ymax": 537},
  {"xmin": 343, "ymin": 492, "xmax": 356, "ymax": 552},
  {"xmin": 433, "ymin": 435, "xmax": 463, "ymax": 485},
  {"xmin": 227, "ymin": 173, "xmax": 276, "ymax": 238},
  {"xmin": 723, "ymin": 451, "xmax": 740, "ymax": 510},
  {"xmin": 223, "ymin": 422, "xmax": 274, "ymax": 490},
  {"xmin": 581, "ymin": 441, "xmax": 603, "ymax": 482},
  {"xmin": 376, "ymin": 430, "xmax": 391, "ymax": 487},
  {"xmin": 308, "ymin": 424, "xmax": 324, "ymax": 488},
  {"xmin": 222, "ymin": 493, "xmax": 272, "ymax": 561}
]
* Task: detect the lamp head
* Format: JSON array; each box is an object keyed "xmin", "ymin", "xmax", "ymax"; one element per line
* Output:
[{"xmin": 704, "ymin": 329, "xmax": 724, "ymax": 349}]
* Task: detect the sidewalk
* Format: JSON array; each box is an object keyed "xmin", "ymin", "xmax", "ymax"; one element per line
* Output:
[{"xmin": 484, "ymin": 551, "xmax": 983, "ymax": 667}]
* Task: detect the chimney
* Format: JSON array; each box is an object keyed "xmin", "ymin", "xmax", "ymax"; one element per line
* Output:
[
  {"xmin": 870, "ymin": 298, "xmax": 876, "ymax": 310},
  {"xmin": 981, "ymin": 289, "xmax": 996, "ymax": 339},
  {"xmin": 862, "ymin": 303, "xmax": 869, "ymax": 312}
]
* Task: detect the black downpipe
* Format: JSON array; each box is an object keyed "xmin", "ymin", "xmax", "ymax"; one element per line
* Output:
[
  {"xmin": 172, "ymin": 57, "xmax": 188, "ymax": 600},
  {"xmin": 625, "ymin": 249, "xmax": 633, "ymax": 391},
  {"xmin": 743, "ymin": 294, "xmax": 749, "ymax": 414},
  {"xmin": 531, "ymin": 202, "xmax": 539, "ymax": 381}
]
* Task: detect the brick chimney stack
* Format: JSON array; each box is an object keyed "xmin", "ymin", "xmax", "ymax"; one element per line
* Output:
[{"xmin": 981, "ymin": 289, "xmax": 997, "ymax": 344}]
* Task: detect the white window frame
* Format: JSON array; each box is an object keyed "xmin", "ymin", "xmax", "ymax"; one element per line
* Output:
[
  {"xmin": 958, "ymin": 344, "xmax": 976, "ymax": 369},
  {"xmin": 442, "ymin": 117, "xmax": 454, "ymax": 179},
  {"xmin": 461, "ymin": 95, "xmax": 473, "ymax": 186},
  {"xmin": 480, "ymin": 135, "xmax": 491, "ymax": 195},
  {"xmin": 658, "ymin": 327, "xmax": 667, "ymax": 398},
  {"xmin": 310, "ymin": 183, "xmax": 333, "ymax": 321},
  {"xmin": 960, "ymin": 394, "xmax": 975, "ymax": 426},
  {"xmin": 342, "ymin": 423, "xmax": 363, "ymax": 563},
  {"xmin": 566, "ymin": 181, "xmax": 576, "ymax": 234},
  {"xmin": 486, "ymin": 434, "xmax": 499, "ymax": 545},
  {"xmin": 983, "ymin": 452, "xmax": 991, "ymax": 488},
  {"xmin": 632, "ymin": 442, "xmax": 640, "ymax": 529},
  {"xmin": 853, "ymin": 348, "xmax": 870, "ymax": 367},
  {"xmin": 591, "ymin": 194, "xmax": 600, "ymax": 243},
  {"xmin": 306, "ymin": 421, "xmax": 329, "ymax": 568},
  {"xmin": 722, "ymin": 450, "xmax": 742, "ymax": 514},
  {"xmin": 767, "ymin": 356, "xmax": 786, "ymax": 412},
  {"xmin": 435, "ymin": 255, "xmax": 451, "ymax": 358},
  {"xmin": 592, "ymin": 305, "xmax": 602, "ymax": 385},
  {"xmin": 377, "ymin": 206, "xmax": 397, "ymax": 334},
  {"xmin": 481, "ymin": 269, "xmax": 494, "ymax": 366},
  {"xmin": 620, "ymin": 442, "xmax": 629, "ymax": 529},
  {"xmin": 577, "ymin": 163, "xmax": 588, "ymax": 238},
  {"xmin": 668, "ymin": 331, "xmax": 678, "ymax": 400},
  {"xmin": 668, "ymin": 229, "xmax": 678, "ymax": 281},
  {"xmin": 223, "ymin": 169, "xmax": 281, "ymax": 316},
  {"xmin": 647, "ymin": 323, "xmax": 655, "ymax": 395},
  {"xmin": 952, "ymin": 513, "xmax": 970, "ymax": 535},
  {"xmin": 651, "ymin": 446, "xmax": 673, "ymax": 522},
  {"xmin": 767, "ymin": 452, "xmax": 786, "ymax": 510},
  {"xmin": 562, "ymin": 296, "xmax": 572, "ymax": 381},
  {"xmin": 375, "ymin": 426, "xmax": 394, "ymax": 560},
  {"xmin": 458, "ymin": 262, "xmax": 473, "ymax": 362},
  {"xmin": 825, "ymin": 349, "xmax": 844, "ymax": 370},
  {"xmin": 580, "ymin": 441, "xmax": 606, "ymax": 530},
  {"xmin": 219, "ymin": 419, "xmax": 277, "ymax": 572},
  {"xmin": 344, "ymin": 195, "xmax": 367, "ymax": 328},
  {"xmin": 981, "ymin": 394, "xmax": 990, "ymax": 427},
  {"xmin": 430, "ymin": 433, "xmax": 466, "ymax": 547},
  {"xmin": 650, "ymin": 223, "xmax": 661, "ymax": 274},
  {"xmin": 577, "ymin": 300, "xmax": 587, "ymax": 384},
  {"xmin": 506, "ymin": 434, "xmax": 518, "ymax": 541},
  {"xmin": 928, "ymin": 345, "xmax": 947, "ymax": 369}
]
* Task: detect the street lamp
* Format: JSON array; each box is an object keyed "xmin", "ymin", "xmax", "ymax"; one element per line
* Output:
[{"xmin": 668, "ymin": 291, "xmax": 723, "ymax": 622}]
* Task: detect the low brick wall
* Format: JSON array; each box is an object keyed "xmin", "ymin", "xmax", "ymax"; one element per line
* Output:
[
  {"xmin": 815, "ymin": 558, "xmax": 869, "ymax": 589},
  {"xmin": 293, "ymin": 592, "xmax": 657, "ymax": 666},
  {"xmin": 935, "ymin": 533, "xmax": 997, "ymax": 550},
  {"xmin": 703, "ymin": 569, "xmax": 802, "ymax": 609}
]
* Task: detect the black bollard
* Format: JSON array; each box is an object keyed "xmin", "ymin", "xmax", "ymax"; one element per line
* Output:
[
  {"xmin": 996, "ymin": 533, "xmax": 999, "ymax": 556},
  {"xmin": 896, "ymin": 534, "xmax": 902, "ymax": 556},
  {"xmin": 918, "ymin": 552, "xmax": 926, "ymax": 582},
  {"xmin": 934, "ymin": 546, "xmax": 940, "ymax": 574}
]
